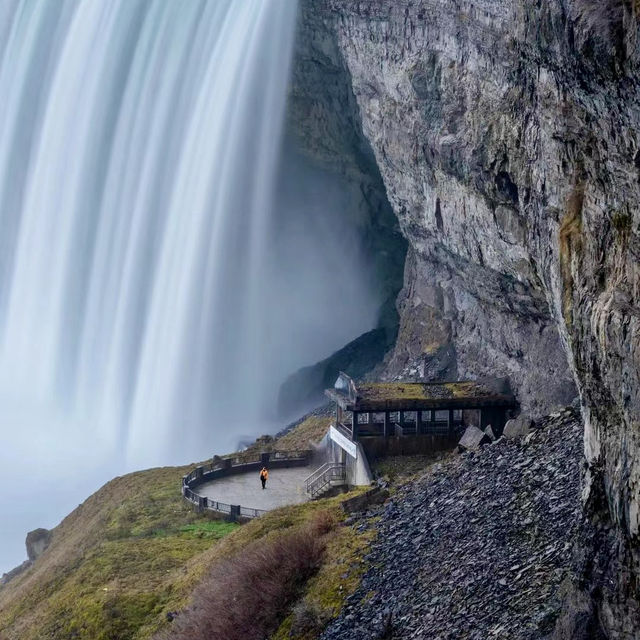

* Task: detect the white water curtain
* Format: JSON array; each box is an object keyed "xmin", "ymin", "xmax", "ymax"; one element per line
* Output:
[
  {"xmin": 0, "ymin": 0, "xmax": 298, "ymax": 462},
  {"xmin": 0, "ymin": 0, "xmax": 386, "ymax": 572},
  {"xmin": 0, "ymin": 0, "xmax": 382, "ymax": 467}
]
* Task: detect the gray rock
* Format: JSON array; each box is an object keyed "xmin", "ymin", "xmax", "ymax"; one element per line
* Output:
[
  {"xmin": 503, "ymin": 415, "xmax": 535, "ymax": 441},
  {"xmin": 321, "ymin": 411, "xmax": 583, "ymax": 640},
  {"xmin": 294, "ymin": 1, "xmax": 640, "ymax": 632},
  {"xmin": 458, "ymin": 426, "xmax": 491, "ymax": 452},
  {"xmin": 552, "ymin": 588, "xmax": 606, "ymax": 640},
  {"xmin": 26, "ymin": 528, "xmax": 51, "ymax": 562},
  {"xmin": 484, "ymin": 425, "xmax": 497, "ymax": 442}
]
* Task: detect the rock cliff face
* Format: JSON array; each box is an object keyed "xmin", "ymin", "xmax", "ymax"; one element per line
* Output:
[{"xmin": 293, "ymin": 0, "xmax": 640, "ymax": 636}]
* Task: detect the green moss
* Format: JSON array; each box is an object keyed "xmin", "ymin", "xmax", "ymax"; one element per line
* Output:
[
  {"xmin": 558, "ymin": 183, "xmax": 585, "ymax": 327},
  {"xmin": 358, "ymin": 380, "xmax": 496, "ymax": 403},
  {"xmin": 442, "ymin": 381, "xmax": 481, "ymax": 398}
]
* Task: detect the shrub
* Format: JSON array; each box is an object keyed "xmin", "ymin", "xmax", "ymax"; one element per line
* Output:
[
  {"xmin": 290, "ymin": 600, "xmax": 331, "ymax": 637},
  {"xmin": 160, "ymin": 512, "xmax": 337, "ymax": 640},
  {"xmin": 308, "ymin": 508, "xmax": 339, "ymax": 536}
]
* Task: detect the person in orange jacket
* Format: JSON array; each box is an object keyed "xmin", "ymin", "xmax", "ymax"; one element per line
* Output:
[{"xmin": 259, "ymin": 467, "xmax": 268, "ymax": 490}]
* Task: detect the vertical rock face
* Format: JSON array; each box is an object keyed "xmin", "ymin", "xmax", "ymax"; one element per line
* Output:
[
  {"xmin": 287, "ymin": 2, "xmax": 407, "ymax": 336},
  {"xmin": 295, "ymin": 0, "xmax": 640, "ymax": 635}
]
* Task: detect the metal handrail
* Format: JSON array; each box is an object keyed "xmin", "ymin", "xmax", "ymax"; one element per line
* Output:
[
  {"xmin": 305, "ymin": 463, "xmax": 346, "ymax": 498},
  {"xmin": 304, "ymin": 463, "xmax": 334, "ymax": 491},
  {"xmin": 335, "ymin": 422, "xmax": 354, "ymax": 441},
  {"xmin": 308, "ymin": 468, "xmax": 345, "ymax": 499}
]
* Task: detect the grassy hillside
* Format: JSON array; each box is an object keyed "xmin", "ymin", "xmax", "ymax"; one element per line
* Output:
[
  {"xmin": 0, "ymin": 463, "xmax": 237, "ymax": 640},
  {"xmin": 0, "ymin": 415, "xmax": 373, "ymax": 640}
]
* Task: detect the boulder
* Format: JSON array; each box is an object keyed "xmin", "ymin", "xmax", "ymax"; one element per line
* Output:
[
  {"xmin": 484, "ymin": 425, "xmax": 497, "ymax": 442},
  {"xmin": 503, "ymin": 415, "xmax": 535, "ymax": 441},
  {"xmin": 26, "ymin": 528, "xmax": 51, "ymax": 562},
  {"xmin": 458, "ymin": 426, "xmax": 491, "ymax": 452}
]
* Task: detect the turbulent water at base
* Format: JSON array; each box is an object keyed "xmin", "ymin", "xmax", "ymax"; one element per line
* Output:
[{"xmin": 0, "ymin": 0, "xmax": 381, "ymax": 572}]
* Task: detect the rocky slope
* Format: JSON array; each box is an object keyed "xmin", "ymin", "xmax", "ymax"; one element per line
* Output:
[
  {"xmin": 323, "ymin": 409, "xmax": 583, "ymax": 640},
  {"xmin": 292, "ymin": 0, "xmax": 640, "ymax": 636}
]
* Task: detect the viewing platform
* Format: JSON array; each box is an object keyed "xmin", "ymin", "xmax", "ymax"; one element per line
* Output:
[
  {"xmin": 182, "ymin": 450, "xmax": 313, "ymax": 520},
  {"xmin": 197, "ymin": 466, "xmax": 312, "ymax": 512}
]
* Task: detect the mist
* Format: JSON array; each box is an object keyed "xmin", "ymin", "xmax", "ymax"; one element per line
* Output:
[{"xmin": 0, "ymin": 1, "xmax": 383, "ymax": 574}]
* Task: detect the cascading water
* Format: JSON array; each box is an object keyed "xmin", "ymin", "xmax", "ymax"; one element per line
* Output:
[{"xmin": 0, "ymin": 0, "xmax": 381, "ymax": 573}]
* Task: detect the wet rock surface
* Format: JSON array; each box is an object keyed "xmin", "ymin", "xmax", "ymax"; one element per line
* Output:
[
  {"xmin": 294, "ymin": 1, "xmax": 640, "ymax": 630},
  {"xmin": 504, "ymin": 415, "xmax": 535, "ymax": 441},
  {"xmin": 322, "ymin": 409, "xmax": 582, "ymax": 640}
]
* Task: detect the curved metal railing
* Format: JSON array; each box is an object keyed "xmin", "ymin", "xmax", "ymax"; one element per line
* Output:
[{"xmin": 182, "ymin": 449, "xmax": 312, "ymax": 520}]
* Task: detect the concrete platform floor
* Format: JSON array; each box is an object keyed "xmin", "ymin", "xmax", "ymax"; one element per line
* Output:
[{"xmin": 197, "ymin": 466, "xmax": 313, "ymax": 511}]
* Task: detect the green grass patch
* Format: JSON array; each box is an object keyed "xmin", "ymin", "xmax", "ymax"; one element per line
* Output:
[
  {"xmin": 0, "ymin": 464, "xmax": 237, "ymax": 640},
  {"xmin": 0, "ymin": 415, "xmax": 371, "ymax": 640},
  {"xmin": 177, "ymin": 521, "xmax": 238, "ymax": 539}
]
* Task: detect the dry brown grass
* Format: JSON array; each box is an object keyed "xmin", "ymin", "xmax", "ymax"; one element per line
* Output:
[
  {"xmin": 274, "ymin": 415, "xmax": 333, "ymax": 451},
  {"xmin": 159, "ymin": 511, "xmax": 337, "ymax": 640}
]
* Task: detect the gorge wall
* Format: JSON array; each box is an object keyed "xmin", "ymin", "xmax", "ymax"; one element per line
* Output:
[{"xmin": 292, "ymin": 0, "xmax": 640, "ymax": 637}]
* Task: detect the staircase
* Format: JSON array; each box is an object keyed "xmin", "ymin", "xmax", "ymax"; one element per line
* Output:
[{"xmin": 305, "ymin": 463, "xmax": 346, "ymax": 499}]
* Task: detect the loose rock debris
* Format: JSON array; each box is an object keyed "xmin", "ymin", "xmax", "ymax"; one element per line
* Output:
[{"xmin": 323, "ymin": 408, "xmax": 583, "ymax": 640}]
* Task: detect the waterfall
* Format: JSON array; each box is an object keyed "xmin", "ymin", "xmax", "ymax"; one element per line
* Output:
[
  {"xmin": 0, "ymin": 0, "xmax": 299, "ymax": 461},
  {"xmin": 0, "ymin": 0, "xmax": 382, "ymax": 572}
]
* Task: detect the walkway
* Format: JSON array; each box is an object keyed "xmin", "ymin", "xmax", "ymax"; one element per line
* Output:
[{"xmin": 197, "ymin": 465, "xmax": 312, "ymax": 511}]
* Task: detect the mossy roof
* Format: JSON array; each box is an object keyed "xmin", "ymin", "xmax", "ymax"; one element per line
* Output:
[{"xmin": 325, "ymin": 379, "xmax": 516, "ymax": 411}]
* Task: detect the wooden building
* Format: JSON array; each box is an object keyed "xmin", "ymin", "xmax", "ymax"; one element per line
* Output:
[{"xmin": 325, "ymin": 373, "xmax": 518, "ymax": 449}]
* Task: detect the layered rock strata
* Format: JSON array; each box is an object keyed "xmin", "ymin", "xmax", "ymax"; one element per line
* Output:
[{"xmin": 294, "ymin": 0, "xmax": 640, "ymax": 635}]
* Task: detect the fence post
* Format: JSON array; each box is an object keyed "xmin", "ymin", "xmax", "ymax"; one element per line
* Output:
[
  {"xmin": 228, "ymin": 505, "xmax": 240, "ymax": 522},
  {"xmin": 197, "ymin": 495, "xmax": 206, "ymax": 513},
  {"xmin": 384, "ymin": 411, "xmax": 392, "ymax": 437}
]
